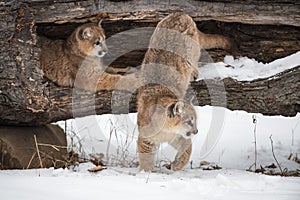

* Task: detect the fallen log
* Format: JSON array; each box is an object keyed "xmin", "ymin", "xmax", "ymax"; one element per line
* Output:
[{"xmin": 0, "ymin": 0, "xmax": 299, "ymax": 126}]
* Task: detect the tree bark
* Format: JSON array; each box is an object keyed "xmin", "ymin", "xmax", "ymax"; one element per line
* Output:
[
  {"xmin": 0, "ymin": 0, "xmax": 299, "ymax": 126},
  {"xmin": 2, "ymin": 65, "xmax": 297, "ymax": 126}
]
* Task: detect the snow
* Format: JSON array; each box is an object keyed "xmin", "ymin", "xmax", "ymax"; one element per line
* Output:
[
  {"xmin": 197, "ymin": 51, "xmax": 300, "ymax": 81},
  {"xmin": 1, "ymin": 165, "xmax": 300, "ymax": 200},
  {"xmin": 1, "ymin": 52, "xmax": 300, "ymax": 199},
  {"xmin": 1, "ymin": 107, "xmax": 299, "ymax": 200},
  {"xmin": 57, "ymin": 106, "xmax": 300, "ymax": 172}
]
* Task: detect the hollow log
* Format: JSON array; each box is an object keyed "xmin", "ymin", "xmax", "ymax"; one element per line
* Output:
[{"xmin": 0, "ymin": 0, "xmax": 299, "ymax": 126}]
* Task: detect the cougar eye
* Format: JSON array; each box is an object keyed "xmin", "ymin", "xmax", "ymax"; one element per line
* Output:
[
  {"xmin": 185, "ymin": 120, "xmax": 193, "ymax": 126},
  {"xmin": 95, "ymin": 41, "xmax": 102, "ymax": 46}
]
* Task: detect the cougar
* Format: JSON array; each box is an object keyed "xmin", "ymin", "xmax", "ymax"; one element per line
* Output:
[
  {"xmin": 137, "ymin": 13, "xmax": 231, "ymax": 171},
  {"xmin": 137, "ymin": 85, "xmax": 198, "ymax": 172},
  {"xmin": 39, "ymin": 22, "xmax": 135, "ymax": 91}
]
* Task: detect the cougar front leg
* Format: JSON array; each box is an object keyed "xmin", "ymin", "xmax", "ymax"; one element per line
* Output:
[
  {"xmin": 137, "ymin": 137, "xmax": 157, "ymax": 172},
  {"xmin": 169, "ymin": 137, "xmax": 192, "ymax": 171}
]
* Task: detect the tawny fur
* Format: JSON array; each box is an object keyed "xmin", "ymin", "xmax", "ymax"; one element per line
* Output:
[
  {"xmin": 39, "ymin": 15, "xmax": 232, "ymax": 171},
  {"xmin": 137, "ymin": 13, "xmax": 230, "ymax": 171},
  {"xmin": 137, "ymin": 85, "xmax": 197, "ymax": 172},
  {"xmin": 138, "ymin": 12, "xmax": 232, "ymax": 97},
  {"xmin": 39, "ymin": 16, "xmax": 231, "ymax": 93},
  {"xmin": 39, "ymin": 23, "xmax": 136, "ymax": 91}
]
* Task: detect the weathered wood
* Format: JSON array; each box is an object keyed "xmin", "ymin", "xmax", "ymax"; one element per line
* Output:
[
  {"xmin": 3, "ymin": 65, "xmax": 296, "ymax": 126},
  {"xmin": 0, "ymin": 0, "xmax": 299, "ymax": 126},
  {"xmin": 30, "ymin": 0, "xmax": 300, "ymax": 26},
  {"xmin": 2, "ymin": 66, "xmax": 299, "ymax": 126},
  {"xmin": 191, "ymin": 66, "xmax": 300, "ymax": 117}
]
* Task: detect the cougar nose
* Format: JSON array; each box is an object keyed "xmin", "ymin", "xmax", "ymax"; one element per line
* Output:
[
  {"xmin": 98, "ymin": 49, "xmax": 107, "ymax": 57},
  {"xmin": 193, "ymin": 129, "xmax": 198, "ymax": 135},
  {"xmin": 186, "ymin": 129, "xmax": 198, "ymax": 136}
]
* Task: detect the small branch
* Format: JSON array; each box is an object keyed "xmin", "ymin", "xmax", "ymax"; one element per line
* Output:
[
  {"xmin": 252, "ymin": 115, "xmax": 258, "ymax": 170},
  {"xmin": 146, "ymin": 172, "xmax": 151, "ymax": 184},
  {"xmin": 106, "ymin": 119, "xmax": 114, "ymax": 164},
  {"xmin": 26, "ymin": 152, "xmax": 36, "ymax": 169},
  {"xmin": 291, "ymin": 117, "xmax": 300, "ymax": 146},
  {"xmin": 269, "ymin": 135, "xmax": 283, "ymax": 175},
  {"xmin": 37, "ymin": 143, "xmax": 68, "ymax": 151},
  {"xmin": 34, "ymin": 134, "xmax": 44, "ymax": 168}
]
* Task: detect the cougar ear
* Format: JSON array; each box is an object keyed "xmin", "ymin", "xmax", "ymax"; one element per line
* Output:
[
  {"xmin": 79, "ymin": 27, "xmax": 94, "ymax": 41},
  {"xmin": 174, "ymin": 101, "xmax": 185, "ymax": 115},
  {"xmin": 167, "ymin": 103, "xmax": 176, "ymax": 118},
  {"xmin": 98, "ymin": 19, "xmax": 103, "ymax": 27},
  {"xmin": 167, "ymin": 101, "xmax": 185, "ymax": 118}
]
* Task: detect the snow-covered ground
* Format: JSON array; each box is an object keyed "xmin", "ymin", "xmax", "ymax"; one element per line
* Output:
[
  {"xmin": 1, "ymin": 52, "xmax": 299, "ymax": 200},
  {"xmin": 1, "ymin": 164, "xmax": 300, "ymax": 200},
  {"xmin": 59, "ymin": 106, "xmax": 300, "ymax": 172}
]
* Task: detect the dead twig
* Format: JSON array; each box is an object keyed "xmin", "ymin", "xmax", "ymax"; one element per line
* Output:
[
  {"xmin": 37, "ymin": 143, "xmax": 68, "ymax": 151},
  {"xmin": 26, "ymin": 152, "xmax": 36, "ymax": 169},
  {"xmin": 34, "ymin": 134, "xmax": 44, "ymax": 168},
  {"xmin": 252, "ymin": 115, "xmax": 258, "ymax": 170},
  {"xmin": 269, "ymin": 135, "xmax": 283, "ymax": 175}
]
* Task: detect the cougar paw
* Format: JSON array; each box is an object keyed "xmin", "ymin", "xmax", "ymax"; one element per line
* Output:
[
  {"xmin": 171, "ymin": 157, "xmax": 187, "ymax": 171},
  {"xmin": 139, "ymin": 164, "xmax": 154, "ymax": 172}
]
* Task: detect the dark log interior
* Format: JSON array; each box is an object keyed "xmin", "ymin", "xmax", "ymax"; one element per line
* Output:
[{"xmin": 37, "ymin": 20, "xmax": 300, "ymax": 68}]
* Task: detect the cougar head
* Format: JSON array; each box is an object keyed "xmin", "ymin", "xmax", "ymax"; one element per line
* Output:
[
  {"xmin": 167, "ymin": 100, "xmax": 198, "ymax": 138},
  {"xmin": 75, "ymin": 22, "xmax": 108, "ymax": 58}
]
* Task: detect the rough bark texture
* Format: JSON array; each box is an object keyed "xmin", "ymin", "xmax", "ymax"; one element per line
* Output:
[
  {"xmin": 0, "ymin": 0, "xmax": 299, "ymax": 126},
  {"xmin": 42, "ymin": 66, "xmax": 300, "ymax": 125},
  {"xmin": 190, "ymin": 66, "xmax": 300, "ymax": 117}
]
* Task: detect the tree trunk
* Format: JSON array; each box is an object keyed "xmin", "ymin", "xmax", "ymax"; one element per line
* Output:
[{"xmin": 0, "ymin": 0, "xmax": 299, "ymax": 126}]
